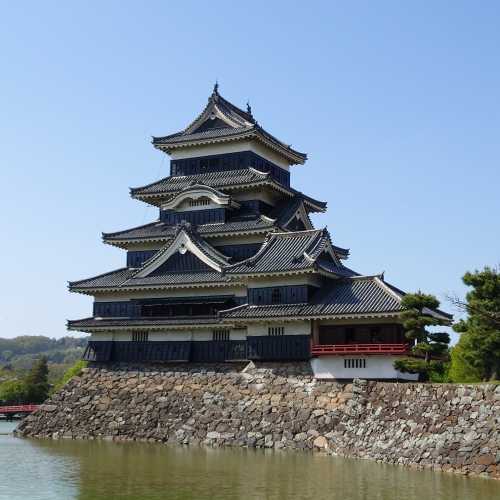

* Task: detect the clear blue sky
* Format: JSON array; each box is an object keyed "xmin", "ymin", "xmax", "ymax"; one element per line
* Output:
[{"xmin": 1, "ymin": 1, "xmax": 498, "ymax": 340}]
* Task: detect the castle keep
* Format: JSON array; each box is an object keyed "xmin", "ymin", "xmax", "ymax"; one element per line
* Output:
[{"xmin": 68, "ymin": 85, "xmax": 449, "ymax": 379}]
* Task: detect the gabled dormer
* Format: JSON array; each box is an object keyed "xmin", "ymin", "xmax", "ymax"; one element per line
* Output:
[
  {"xmin": 159, "ymin": 183, "xmax": 240, "ymax": 226},
  {"xmin": 161, "ymin": 183, "xmax": 239, "ymax": 212},
  {"xmin": 271, "ymin": 195, "xmax": 315, "ymax": 232},
  {"xmin": 152, "ymin": 85, "xmax": 307, "ymax": 174},
  {"xmin": 134, "ymin": 223, "xmax": 230, "ymax": 276}
]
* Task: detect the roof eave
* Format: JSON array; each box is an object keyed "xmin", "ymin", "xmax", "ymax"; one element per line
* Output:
[
  {"xmin": 68, "ymin": 280, "xmax": 243, "ymax": 295},
  {"xmin": 220, "ymin": 311, "xmax": 403, "ymax": 323},
  {"xmin": 152, "ymin": 130, "xmax": 306, "ymax": 165}
]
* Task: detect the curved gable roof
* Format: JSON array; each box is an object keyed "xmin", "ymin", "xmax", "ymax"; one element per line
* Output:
[{"xmin": 152, "ymin": 86, "xmax": 307, "ymax": 165}]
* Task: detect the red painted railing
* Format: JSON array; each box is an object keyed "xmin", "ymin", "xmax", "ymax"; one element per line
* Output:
[
  {"xmin": 311, "ymin": 343, "xmax": 409, "ymax": 355},
  {"xmin": 0, "ymin": 404, "xmax": 39, "ymax": 415}
]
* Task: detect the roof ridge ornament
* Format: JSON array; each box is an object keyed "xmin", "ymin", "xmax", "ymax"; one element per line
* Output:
[
  {"xmin": 210, "ymin": 81, "xmax": 219, "ymax": 102},
  {"xmin": 175, "ymin": 220, "xmax": 194, "ymax": 236}
]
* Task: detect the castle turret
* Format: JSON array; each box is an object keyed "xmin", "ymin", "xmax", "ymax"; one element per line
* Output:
[{"xmin": 68, "ymin": 86, "xmax": 450, "ymax": 379}]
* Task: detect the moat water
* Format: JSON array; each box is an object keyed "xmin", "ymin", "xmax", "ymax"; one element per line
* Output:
[{"xmin": 0, "ymin": 421, "xmax": 497, "ymax": 500}]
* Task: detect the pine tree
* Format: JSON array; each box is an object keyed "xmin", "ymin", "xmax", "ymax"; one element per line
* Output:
[
  {"xmin": 394, "ymin": 292, "xmax": 450, "ymax": 381},
  {"xmin": 452, "ymin": 267, "xmax": 500, "ymax": 381},
  {"xmin": 24, "ymin": 356, "xmax": 50, "ymax": 403}
]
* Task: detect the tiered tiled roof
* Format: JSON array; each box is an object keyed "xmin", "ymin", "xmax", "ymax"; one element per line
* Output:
[
  {"xmin": 130, "ymin": 170, "xmax": 326, "ymax": 212},
  {"xmin": 220, "ymin": 276, "xmax": 404, "ymax": 320},
  {"xmin": 152, "ymin": 86, "xmax": 307, "ymax": 165},
  {"xmin": 74, "ymin": 227, "xmax": 352, "ymax": 292},
  {"xmin": 220, "ymin": 275, "xmax": 452, "ymax": 322},
  {"xmin": 68, "ymin": 316, "xmax": 222, "ymax": 330},
  {"xmin": 103, "ymin": 215, "xmax": 277, "ymax": 247},
  {"xmin": 71, "ymin": 225, "xmax": 238, "ymax": 293},
  {"xmin": 69, "ymin": 267, "xmax": 233, "ymax": 293},
  {"xmin": 227, "ymin": 229, "xmax": 353, "ymax": 277}
]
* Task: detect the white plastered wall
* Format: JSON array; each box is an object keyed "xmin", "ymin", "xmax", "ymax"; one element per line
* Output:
[
  {"xmin": 89, "ymin": 328, "xmax": 247, "ymax": 342},
  {"xmin": 246, "ymin": 321, "xmax": 311, "ymax": 337},
  {"xmin": 169, "ymin": 141, "xmax": 291, "ymax": 170},
  {"xmin": 232, "ymin": 189, "xmax": 280, "ymax": 206},
  {"xmin": 247, "ymin": 275, "xmax": 322, "ymax": 287},
  {"xmin": 310, "ymin": 356, "xmax": 418, "ymax": 381},
  {"xmin": 122, "ymin": 242, "xmax": 164, "ymax": 252}
]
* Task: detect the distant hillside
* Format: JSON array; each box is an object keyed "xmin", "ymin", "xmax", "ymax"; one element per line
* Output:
[{"xmin": 0, "ymin": 335, "xmax": 86, "ymax": 373}]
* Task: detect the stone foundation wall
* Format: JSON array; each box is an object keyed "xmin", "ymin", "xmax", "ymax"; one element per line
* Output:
[{"xmin": 17, "ymin": 362, "xmax": 500, "ymax": 479}]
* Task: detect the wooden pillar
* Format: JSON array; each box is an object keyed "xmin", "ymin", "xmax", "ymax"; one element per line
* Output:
[{"xmin": 311, "ymin": 319, "xmax": 319, "ymax": 345}]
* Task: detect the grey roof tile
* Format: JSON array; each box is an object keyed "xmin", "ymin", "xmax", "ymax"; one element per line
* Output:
[
  {"xmin": 227, "ymin": 229, "xmax": 352, "ymax": 276},
  {"xmin": 130, "ymin": 171, "xmax": 327, "ymax": 212},
  {"xmin": 71, "ymin": 226, "xmax": 235, "ymax": 291},
  {"xmin": 69, "ymin": 268, "xmax": 232, "ymax": 291},
  {"xmin": 152, "ymin": 89, "xmax": 306, "ymax": 163},
  {"xmin": 130, "ymin": 169, "xmax": 270, "ymax": 196},
  {"xmin": 103, "ymin": 215, "xmax": 277, "ymax": 243},
  {"xmin": 220, "ymin": 276, "xmax": 403, "ymax": 319},
  {"xmin": 68, "ymin": 316, "xmax": 221, "ymax": 329}
]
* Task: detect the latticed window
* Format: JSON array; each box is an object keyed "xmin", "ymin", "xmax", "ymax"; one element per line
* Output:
[
  {"xmin": 212, "ymin": 329, "xmax": 230, "ymax": 341},
  {"xmin": 344, "ymin": 358, "xmax": 366, "ymax": 369},
  {"xmin": 132, "ymin": 331, "xmax": 149, "ymax": 342},
  {"xmin": 268, "ymin": 326, "xmax": 285, "ymax": 336},
  {"xmin": 189, "ymin": 198, "xmax": 210, "ymax": 207},
  {"xmin": 271, "ymin": 288, "xmax": 282, "ymax": 304}
]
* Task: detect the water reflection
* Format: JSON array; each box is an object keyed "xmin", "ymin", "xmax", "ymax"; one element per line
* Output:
[{"xmin": 1, "ymin": 422, "xmax": 497, "ymax": 500}]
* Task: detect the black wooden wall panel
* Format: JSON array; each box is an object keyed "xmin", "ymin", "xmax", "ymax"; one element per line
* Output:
[
  {"xmin": 160, "ymin": 208, "xmax": 226, "ymax": 225},
  {"xmin": 169, "ymin": 151, "xmax": 290, "ymax": 187},
  {"xmin": 127, "ymin": 250, "xmax": 157, "ymax": 268},
  {"xmin": 248, "ymin": 285, "xmax": 311, "ymax": 305},
  {"xmin": 215, "ymin": 243, "xmax": 261, "ymax": 261},
  {"xmin": 83, "ymin": 336, "xmax": 311, "ymax": 363},
  {"xmin": 246, "ymin": 335, "xmax": 310, "ymax": 361},
  {"xmin": 152, "ymin": 252, "xmax": 212, "ymax": 273}
]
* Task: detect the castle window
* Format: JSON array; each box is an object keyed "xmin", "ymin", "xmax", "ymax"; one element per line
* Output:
[
  {"xmin": 370, "ymin": 326, "xmax": 381, "ymax": 342},
  {"xmin": 346, "ymin": 327, "xmax": 356, "ymax": 343},
  {"xmin": 213, "ymin": 329, "xmax": 230, "ymax": 341},
  {"xmin": 344, "ymin": 358, "xmax": 366, "ymax": 369},
  {"xmin": 271, "ymin": 288, "xmax": 282, "ymax": 304},
  {"xmin": 132, "ymin": 331, "xmax": 149, "ymax": 342},
  {"xmin": 268, "ymin": 326, "xmax": 284, "ymax": 336},
  {"xmin": 188, "ymin": 198, "xmax": 210, "ymax": 207}
]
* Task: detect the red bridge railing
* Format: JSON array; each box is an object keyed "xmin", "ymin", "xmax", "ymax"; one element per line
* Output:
[
  {"xmin": 311, "ymin": 343, "xmax": 409, "ymax": 355},
  {"xmin": 0, "ymin": 404, "xmax": 39, "ymax": 415}
]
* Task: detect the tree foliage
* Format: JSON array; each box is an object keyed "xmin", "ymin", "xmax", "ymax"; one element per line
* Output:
[
  {"xmin": 0, "ymin": 335, "xmax": 86, "ymax": 370},
  {"xmin": 53, "ymin": 360, "xmax": 87, "ymax": 392},
  {"xmin": 24, "ymin": 356, "xmax": 50, "ymax": 403},
  {"xmin": 451, "ymin": 267, "xmax": 500, "ymax": 381},
  {"xmin": 394, "ymin": 292, "xmax": 450, "ymax": 381},
  {"xmin": 0, "ymin": 379, "xmax": 28, "ymax": 404},
  {"xmin": 448, "ymin": 340, "xmax": 483, "ymax": 383}
]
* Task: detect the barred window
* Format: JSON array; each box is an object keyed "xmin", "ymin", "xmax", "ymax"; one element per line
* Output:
[
  {"xmin": 132, "ymin": 331, "xmax": 149, "ymax": 342},
  {"xmin": 271, "ymin": 288, "xmax": 282, "ymax": 304},
  {"xmin": 344, "ymin": 358, "xmax": 366, "ymax": 369},
  {"xmin": 189, "ymin": 198, "xmax": 210, "ymax": 207},
  {"xmin": 212, "ymin": 329, "xmax": 230, "ymax": 341},
  {"xmin": 268, "ymin": 326, "xmax": 284, "ymax": 336}
]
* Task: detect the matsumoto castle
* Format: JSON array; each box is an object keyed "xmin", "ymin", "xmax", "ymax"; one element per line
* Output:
[{"xmin": 69, "ymin": 85, "xmax": 449, "ymax": 380}]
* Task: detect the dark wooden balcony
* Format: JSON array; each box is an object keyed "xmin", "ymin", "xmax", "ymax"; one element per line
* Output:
[
  {"xmin": 83, "ymin": 335, "xmax": 311, "ymax": 363},
  {"xmin": 311, "ymin": 343, "xmax": 410, "ymax": 356}
]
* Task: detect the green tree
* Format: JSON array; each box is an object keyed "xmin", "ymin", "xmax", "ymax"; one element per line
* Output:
[
  {"xmin": 394, "ymin": 292, "xmax": 450, "ymax": 381},
  {"xmin": 24, "ymin": 356, "xmax": 50, "ymax": 403},
  {"xmin": 53, "ymin": 360, "xmax": 87, "ymax": 392},
  {"xmin": 451, "ymin": 267, "xmax": 500, "ymax": 381},
  {"xmin": 448, "ymin": 339, "xmax": 483, "ymax": 383},
  {"xmin": 0, "ymin": 379, "xmax": 28, "ymax": 404}
]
